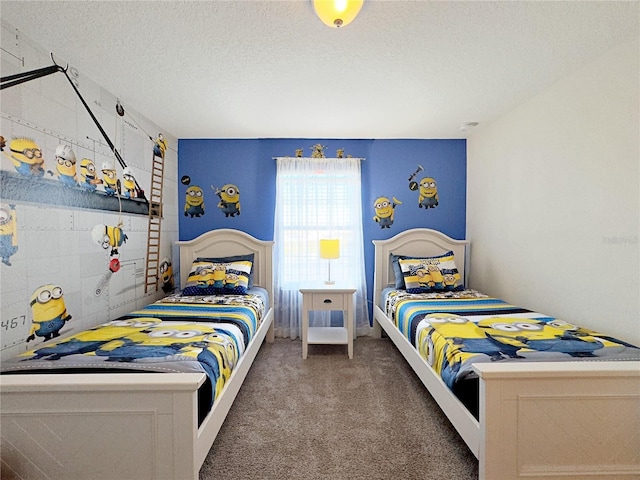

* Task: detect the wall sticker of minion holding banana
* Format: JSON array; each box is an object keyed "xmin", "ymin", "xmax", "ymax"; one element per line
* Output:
[{"xmin": 373, "ymin": 195, "xmax": 402, "ymax": 229}]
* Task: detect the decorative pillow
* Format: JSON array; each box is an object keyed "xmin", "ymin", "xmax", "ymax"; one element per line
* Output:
[
  {"xmin": 390, "ymin": 253, "xmax": 418, "ymax": 289},
  {"xmin": 182, "ymin": 259, "xmax": 253, "ymax": 295},
  {"xmin": 398, "ymin": 251, "xmax": 463, "ymax": 293},
  {"xmin": 195, "ymin": 254, "xmax": 255, "ymax": 288}
]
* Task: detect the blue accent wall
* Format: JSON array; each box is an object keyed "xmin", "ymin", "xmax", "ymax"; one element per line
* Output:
[{"xmin": 178, "ymin": 138, "xmax": 466, "ymax": 314}]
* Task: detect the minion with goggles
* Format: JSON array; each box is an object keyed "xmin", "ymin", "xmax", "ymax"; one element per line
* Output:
[
  {"xmin": 54, "ymin": 144, "xmax": 78, "ymax": 186},
  {"xmin": 8, "ymin": 137, "xmax": 45, "ymax": 177},
  {"xmin": 26, "ymin": 284, "xmax": 72, "ymax": 342},
  {"xmin": 158, "ymin": 257, "xmax": 174, "ymax": 293},
  {"xmin": 153, "ymin": 133, "xmax": 167, "ymax": 158},
  {"xmin": 185, "ymin": 185, "xmax": 205, "ymax": 217},
  {"xmin": 79, "ymin": 158, "xmax": 103, "ymax": 190},
  {"xmin": 215, "ymin": 184, "xmax": 240, "ymax": 217},
  {"xmin": 122, "ymin": 167, "xmax": 137, "ymax": 199},
  {"xmin": 91, "ymin": 224, "xmax": 128, "ymax": 257},
  {"xmin": 101, "ymin": 162, "xmax": 121, "ymax": 196},
  {"xmin": 0, "ymin": 204, "xmax": 18, "ymax": 266}
]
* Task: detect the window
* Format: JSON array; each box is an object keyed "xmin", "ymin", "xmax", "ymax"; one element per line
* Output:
[{"xmin": 273, "ymin": 157, "xmax": 370, "ymax": 339}]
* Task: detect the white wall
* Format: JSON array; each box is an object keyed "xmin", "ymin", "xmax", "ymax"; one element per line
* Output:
[
  {"xmin": 467, "ymin": 39, "xmax": 639, "ymax": 345},
  {"xmin": 0, "ymin": 21, "xmax": 180, "ymax": 361}
]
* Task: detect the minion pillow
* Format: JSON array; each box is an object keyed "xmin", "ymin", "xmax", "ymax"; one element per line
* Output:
[
  {"xmin": 182, "ymin": 259, "xmax": 253, "ymax": 296},
  {"xmin": 398, "ymin": 251, "xmax": 463, "ymax": 293}
]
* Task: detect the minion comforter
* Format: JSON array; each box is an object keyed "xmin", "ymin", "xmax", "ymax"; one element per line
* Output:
[
  {"xmin": 383, "ymin": 289, "xmax": 640, "ymax": 417},
  {"xmin": 1, "ymin": 291, "xmax": 268, "ymax": 417}
]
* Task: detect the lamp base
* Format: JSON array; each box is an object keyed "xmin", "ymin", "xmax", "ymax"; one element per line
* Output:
[{"xmin": 324, "ymin": 280, "xmax": 335, "ymax": 285}]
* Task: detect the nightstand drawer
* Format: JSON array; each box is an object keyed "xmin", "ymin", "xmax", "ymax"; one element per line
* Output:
[{"xmin": 311, "ymin": 293, "xmax": 345, "ymax": 310}]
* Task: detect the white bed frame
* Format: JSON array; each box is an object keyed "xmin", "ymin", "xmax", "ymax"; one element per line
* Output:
[
  {"xmin": 372, "ymin": 228, "xmax": 640, "ymax": 480},
  {"xmin": 1, "ymin": 229, "xmax": 274, "ymax": 480}
]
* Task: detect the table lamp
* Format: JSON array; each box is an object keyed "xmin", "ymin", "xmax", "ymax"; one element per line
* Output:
[{"xmin": 319, "ymin": 239, "xmax": 340, "ymax": 285}]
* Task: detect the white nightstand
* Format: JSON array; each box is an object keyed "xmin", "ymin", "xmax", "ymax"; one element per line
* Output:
[{"xmin": 299, "ymin": 286, "xmax": 356, "ymax": 359}]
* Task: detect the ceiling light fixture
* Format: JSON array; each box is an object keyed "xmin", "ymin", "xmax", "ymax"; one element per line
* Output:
[
  {"xmin": 313, "ymin": 0, "xmax": 364, "ymax": 28},
  {"xmin": 460, "ymin": 122, "xmax": 479, "ymax": 131}
]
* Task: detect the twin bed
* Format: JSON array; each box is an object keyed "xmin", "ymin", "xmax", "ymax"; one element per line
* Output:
[
  {"xmin": 372, "ymin": 228, "xmax": 640, "ymax": 480},
  {"xmin": 2, "ymin": 227, "xmax": 639, "ymax": 480},
  {"xmin": 0, "ymin": 229, "xmax": 274, "ymax": 480}
]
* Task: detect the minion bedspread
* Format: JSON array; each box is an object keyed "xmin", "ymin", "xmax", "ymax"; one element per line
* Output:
[
  {"xmin": 1, "ymin": 291, "xmax": 268, "ymax": 420},
  {"xmin": 383, "ymin": 289, "xmax": 640, "ymax": 418}
]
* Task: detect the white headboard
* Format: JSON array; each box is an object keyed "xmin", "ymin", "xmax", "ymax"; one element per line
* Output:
[
  {"xmin": 372, "ymin": 228, "xmax": 469, "ymax": 307},
  {"xmin": 175, "ymin": 229, "xmax": 274, "ymax": 302}
]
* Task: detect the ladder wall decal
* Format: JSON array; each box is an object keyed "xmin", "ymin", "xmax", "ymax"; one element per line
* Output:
[{"xmin": 144, "ymin": 148, "xmax": 165, "ymax": 293}]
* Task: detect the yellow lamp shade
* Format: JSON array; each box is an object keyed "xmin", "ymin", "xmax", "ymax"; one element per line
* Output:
[
  {"xmin": 319, "ymin": 239, "xmax": 340, "ymax": 259},
  {"xmin": 313, "ymin": 0, "xmax": 364, "ymax": 28}
]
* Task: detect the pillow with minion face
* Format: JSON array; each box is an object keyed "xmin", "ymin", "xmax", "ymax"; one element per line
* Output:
[
  {"xmin": 398, "ymin": 251, "xmax": 463, "ymax": 293},
  {"xmin": 182, "ymin": 259, "xmax": 253, "ymax": 296}
]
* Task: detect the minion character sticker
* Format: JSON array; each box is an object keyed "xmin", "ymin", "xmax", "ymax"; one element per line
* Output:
[
  {"xmin": 158, "ymin": 257, "xmax": 175, "ymax": 293},
  {"xmin": 373, "ymin": 196, "xmax": 402, "ymax": 229},
  {"xmin": 214, "ymin": 184, "xmax": 241, "ymax": 218},
  {"xmin": 53, "ymin": 144, "xmax": 77, "ymax": 186},
  {"xmin": 408, "ymin": 165, "xmax": 439, "ymax": 209},
  {"xmin": 27, "ymin": 284, "xmax": 72, "ymax": 343},
  {"xmin": 8, "ymin": 137, "xmax": 45, "ymax": 178},
  {"xmin": 0, "ymin": 203, "xmax": 18, "ymax": 266},
  {"xmin": 185, "ymin": 185, "xmax": 205, "ymax": 217},
  {"xmin": 79, "ymin": 158, "xmax": 103, "ymax": 191}
]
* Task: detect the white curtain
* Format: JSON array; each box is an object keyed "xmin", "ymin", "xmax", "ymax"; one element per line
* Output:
[{"xmin": 273, "ymin": 157, "xmax": 370, "ymax": 339}]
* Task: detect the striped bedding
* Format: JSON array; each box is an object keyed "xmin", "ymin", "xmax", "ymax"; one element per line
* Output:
[
  {"xmin": 1, "ymin": 290, "xmax": 268, "ymax": 410},
  {"xmin": 383, "ymin": 289, "xmax": 640, "ymax": 393}
]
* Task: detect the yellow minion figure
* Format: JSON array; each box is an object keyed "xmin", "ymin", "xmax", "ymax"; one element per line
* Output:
[
  {"xmin": 122, "ymin": 167, "xmax": 137, "ymax": 199},
  {"xmin": 54, "ymin": 144, "xmax": 77, "ymax": 186},
  {"xmin": 0, "ymin": 203, "xmax": 18, "ymax": 266},
  {"xmin": 418, "ymin": 177, "xmax": 439, "ymax": 209},
  {"xmin": 185, "ymin": 185, "xmax": 205, "ymax": 217},
  {"xmin": 153, "ymin": 133, "xmax": 167, "ymax": 158},
  {"xmin": 27, "ymin": 284, "xmax": 72, "ymax": 342},
  {"xmin": 224, "ymin": 272, "xmax": 239, "ymax": 290},
  {"xmin": 212, "ymin": 265, "xmax": 226, "ymax": 289},
  {"xmin": 373, "ymin": 196, "xmax": 402, "ymax": 229},
  {"xmin": 79, "ymin": 158, "xmax": 103, "ymax": 190},
  {"xmin": 216, "ymin": 184, "xmax": 240, "ymax": 217},
  {"xmin": 91, "ymin": 224, "xmax": 128, "ymax": 256},
  {"xmin": 8, "ymin": 137, "xmax": 45, "ymax": 177},
  {"xmin": 101, "ymin": 162, "xmax": 121, "ymax": 196},
  {"xmin": 159, "ymin": 257, "xmax": 174, "ymax": 293}
]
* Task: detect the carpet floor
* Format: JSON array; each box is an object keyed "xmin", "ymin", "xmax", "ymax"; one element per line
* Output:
[{"xmin": 199, "ymin": 337, "xmax": 479, "ymax": 480}]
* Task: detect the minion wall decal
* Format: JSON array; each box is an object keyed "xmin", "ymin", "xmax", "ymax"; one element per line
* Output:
[
  {"xmin": 418, "ymin": 177, "xmax": 439, "ymax": 209},
  {"xmin": 26, "ymin": 284, "xmax": 72, "ymax": 342},
  {"xmin": 373, "ymin": 196, "xmax": 402, "ymax": 229},
  {"xmin": 0, "ymin": 203, "xmax": 18, "ymax": 266},
  {"xmin": 153, "ymin": 133, "xmax": 167, "ymax": 158},
  {"xmin": 8, "ymin": 137, "xmax": 45, "ymax": 177},
  {"xmin": 122, "ymin": 167, "xmax": 137, "ymax": 199},
  {"xmin": 101, "ymin": 162, "xmax": 121, "ymax": 196},
  {"xmin": 92, "ymin": 224, "xmax": 128, "ymax": 257},
  {"xmin": 158, "ymin": 257, "xmax": 174, "ymax": 293},
  {"xmin": 185, "ymin": 185, "xmax": 205, "ymax": 217},
  {"xmin": 79, "ymin": 158, "xmax": 103, "ymax": 191},
  {"xmin": 54, "ymin": 144, "xmax": 77, "ymax": 186},
  {"xmin": 214, "ymin": 184, "xmax": 240, "ymax": 217},
  {"xmin": 91, "ymin": 223, "xmax": 127, "ymax": 296}
]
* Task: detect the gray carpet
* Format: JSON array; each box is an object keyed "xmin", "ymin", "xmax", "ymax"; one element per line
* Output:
[{"xmin": 200, "ymin": 337, "xmax": 479, "ymax": 480}]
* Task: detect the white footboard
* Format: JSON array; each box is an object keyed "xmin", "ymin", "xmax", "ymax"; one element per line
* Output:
[
  {"xmin": 1, "ymin": 309, "xmax": 274, "ymax": 480},
  {"xmin": 475, "ymin": 362, "xmax": 640, "ymax": 480},
  {"xmin": 1, "ymin": 372, "xmax": 205, "ymax": 480}
]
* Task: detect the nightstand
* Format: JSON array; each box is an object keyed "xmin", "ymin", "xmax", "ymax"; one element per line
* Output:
[{"xmin": 299, "ymin": 286, "xmax": 356, "ymax": 359}]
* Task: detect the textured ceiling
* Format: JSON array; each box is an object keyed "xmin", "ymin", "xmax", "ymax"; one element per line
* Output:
[{"xmin": 1, "ymin": 1, "xmax": 638, "ymax": 139}]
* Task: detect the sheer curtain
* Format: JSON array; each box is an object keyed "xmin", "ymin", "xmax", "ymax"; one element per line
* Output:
[{"xmin": 273, "ymin": 157, "xmax": 370, "ymax": 339}]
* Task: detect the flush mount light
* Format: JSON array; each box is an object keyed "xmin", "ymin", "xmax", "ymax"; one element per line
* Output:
[{"xmin": 313, "ymin": 0, "xmax": 364, "ymax": 28}]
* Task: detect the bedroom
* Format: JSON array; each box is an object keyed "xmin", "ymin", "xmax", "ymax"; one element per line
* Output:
[{"xmin": 0, "ymin": 2, "xmax": 638, "ymax": 479}]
